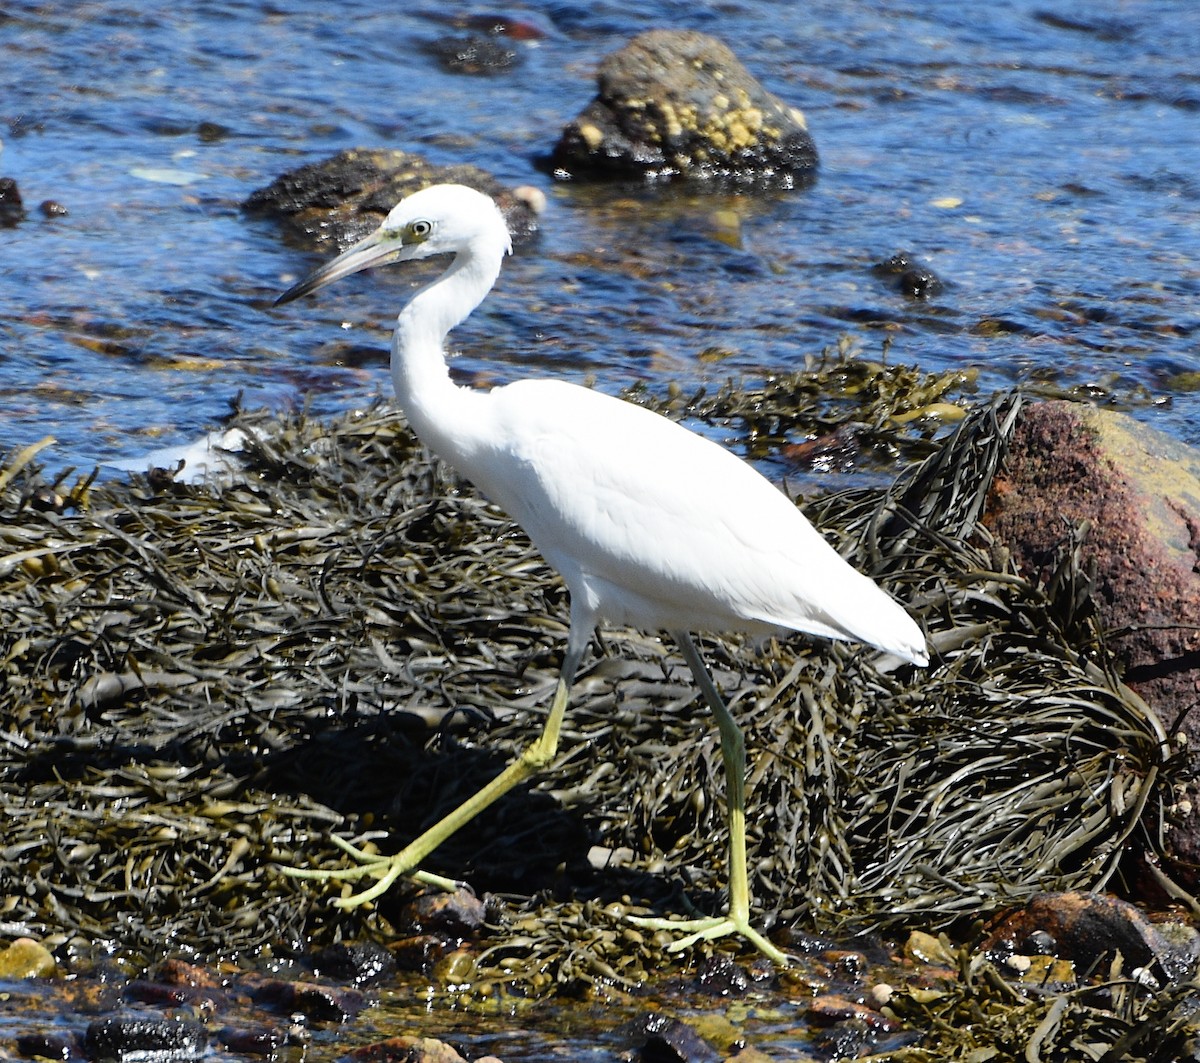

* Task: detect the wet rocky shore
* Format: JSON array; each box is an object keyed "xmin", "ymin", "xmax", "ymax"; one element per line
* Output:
[
  {"xmin": 3, "ymin": 22, "xmax": 1199, "ymax": 1062},
  {"xmin": 3, "ymin": 355, "xmax": 1199, "ymax": 1059}
]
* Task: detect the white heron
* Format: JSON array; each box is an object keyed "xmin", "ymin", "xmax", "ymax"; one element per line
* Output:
[{"xmin": 274, "ymin": 183, "xmax": 928, "ymax": 964}]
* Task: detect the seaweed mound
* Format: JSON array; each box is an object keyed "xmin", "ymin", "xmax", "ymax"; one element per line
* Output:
[{"xmin": 0, "ymin": 360, "xmax": 1180, "ymax": 989}]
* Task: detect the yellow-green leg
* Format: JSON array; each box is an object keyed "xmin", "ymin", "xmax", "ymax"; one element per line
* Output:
[
  {"xmin": 628, "ymin": 632, "xmax": 791, "ymax": 965},
  {"xmin": 283, "ymin": 631, "xmax": 589, "ymax": 908}
]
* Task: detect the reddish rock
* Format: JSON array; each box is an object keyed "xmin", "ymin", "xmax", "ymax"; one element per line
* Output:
[
  {"xmin": 805, "ymin": 994, "xmax": 899, "ymax": 1033},
  {"xmin": 985, "ymin": 401, "xmax": 1200, "ymax": 868},
  {"xmin": 980, "ymin": 890, "xmax": 1199, "ymax": 981}
]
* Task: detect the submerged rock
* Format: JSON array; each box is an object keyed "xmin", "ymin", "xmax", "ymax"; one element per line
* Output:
[
  {"xmin": 342, "ymin": 1036, "xmax": 496, "ymax": 1063},
  {"xmin": 243, "ymin": 149, "xmax": 543, "ymax": 251},
  {"xmin": 981, "ymin": 891, "xmax": 1200, "ymax": 983},
  {"xmin": 312, "ymin": 940, "xmax": 397, "ymax": 987},
  {"xmin": 873, "ymin": 250, "xmax": 944, "ymax": 300},
  {"xmin": 0, "ymin": 176, "xmax": 25, "ymax": 226},
  {"xmin": 623, "ymin": 1013, "xmax": 721, "ymax": 1063},
  {"xmin": 423, "ymin": 33, "xmax": 521, "ymax": 75},
  {"xmin": 550, "ymin": 30, "xmax": 818, "ymax": 186}
]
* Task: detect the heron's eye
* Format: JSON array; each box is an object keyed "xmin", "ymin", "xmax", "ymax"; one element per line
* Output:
[{"xmin": 409, "ymin": 219, "xmax": 432, "ymax": 239}]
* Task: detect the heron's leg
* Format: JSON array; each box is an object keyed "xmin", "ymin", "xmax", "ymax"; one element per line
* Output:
[
  {"xmin": 283, "ymin": 624, "xmax": 591, "ymax": 908},
  {"xmin": 628, "ymin": 632, "xmax": 790, "ymax": 965}
]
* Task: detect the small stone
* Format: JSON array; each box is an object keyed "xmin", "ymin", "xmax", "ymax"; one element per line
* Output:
[
  {"xmin": 806, "ymin": 994, "xmax": 898, "ymax": 1033},
  {"xmin": 403, "ymin": 885, "xmax": 486, "ymax": 939},
  {"xmin": 902, "ymin": 930, "xmax": 955, "ymax": 967},
  {"xmin": 694, "ymin": 953, "xmax": 752, "ymax": 996},
  {"xmin": 16, "ymin": 1033, "xmax": 73, "ymax": 1061},
  {"xmin": 313, "ymin": 940, "xmax": 397, "ymax": 986},
  {"xmin": 344, "ymin": 1035, "xmax": 470, "ymax": 1062},
  {"xmin": 870, "ymin": 982, "xmax": 894, "ymax": 1006},
  {"xmin": 218, "ymin": 1024, "xmax": 288, "ymax": 1055},
  {"xmin": 820, "ymin": 949, "xmax": 868, "ymax": 982},
  {"xmin": 0, "ymin": 938, "xmax": 57, "ymax": 979}
]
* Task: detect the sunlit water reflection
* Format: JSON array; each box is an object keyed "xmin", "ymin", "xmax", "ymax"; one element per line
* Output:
[{"xmin": 2, "ymin": 2, "xmax": 1197, "ymax": 474}]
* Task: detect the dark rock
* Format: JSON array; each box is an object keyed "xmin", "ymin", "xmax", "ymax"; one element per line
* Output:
[
  {"xmin": 820, "ymin": 949, "xmax": 869, "ymax": 983},
  {"xmin": 693, "ymin": 953, "xmax": 752, "ymax": 996},
  {"xmin": 402, "ymin": 885, "xmax": 486, "ymax": 939},
  {"xmin": 247, "ymin": 977, "xmax": 367, "ymax": 1023},
  {"xmin": 874, "ymin": 251, "xmax": 944, "ymax": 299},
  {"xmin": 423, "ymin": 34, "xmax": 520, "ymax": 75},
  {"xmin": 196, "ymin": 121, "xmax": 231, "ymax": 143},
  {"xmin": 126, "ymin": 958, "xmax": 228, "ymax": 1012},
  {"xmin": 983, "ymin": 401, "xmax": 1200, "ymax": 873},
  {"xmin": 125, "ymin": 980, "xmax": 207, "ymax": 1008},
  {"xmin": 243, "ymin": 149, "xmax": 542, "ymax": 252},
  {"xmin": 217, "ymin": 1024, "xmax": 288, "ymax": 1056},
  {"xmin": 39, "ymin": 199, "xmax": 68, "ymax": 217},
  {"xmin": 1022, "ymin": 929, "xmax": 1059, "ymax": 956},
  {"xmin": 312, "ymin": 940, "xmax": 397, "ymax": 986},
  {"xmin": 806, "ymin": 994, "xmax": 899, "ymax": 1032},
  {"xmin": 981, "ymin": 891, "xmax": 1200, "ymax": 982},
  {"xmin": 622, "ymin": 1013, "xmax": 720, "ymax": 1063},
  {"xmin": 83, "ymin": 1016, "xmax": 207, "ymax": 1061},
  {"xmin": 15, "ymin": 1033, "xmax": 74, "ymax": 1061},
  {"xmin": 0, "ymin": 176, "xmax": 25, "ymax": 226},
  {"xmin": 388, "ymin": 934, "xmax": 456, "ymax": 973},
  {"xmin": 899, "ymin": 267, "xmax": 942, "ymax": 299},
  {"xmin": 549, "ymin": 30, "xmax": 818, "ymax": 187}
]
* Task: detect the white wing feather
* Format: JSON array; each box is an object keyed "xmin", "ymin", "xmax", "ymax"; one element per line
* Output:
[{"xmin": 452, "ymin": 379, "xmax": 926, "ymax": 664}]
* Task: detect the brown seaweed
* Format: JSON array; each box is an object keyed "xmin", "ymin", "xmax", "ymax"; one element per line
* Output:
[{"xmin": 0, "ymin": 356, "xmax": 1181, "ymax": 1014}]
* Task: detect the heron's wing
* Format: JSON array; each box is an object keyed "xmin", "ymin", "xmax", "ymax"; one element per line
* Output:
[{"xmin": 475, "ymin": 380, "xmax": 924, "ymax": 661}]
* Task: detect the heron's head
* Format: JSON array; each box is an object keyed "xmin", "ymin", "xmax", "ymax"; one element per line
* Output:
[{"xmin": 274, "ymin": 183, "xmax": 512, "ymax": 306}]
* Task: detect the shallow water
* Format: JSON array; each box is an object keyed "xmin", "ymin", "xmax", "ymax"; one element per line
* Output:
[{"xmin": 1, "ymin": 0, "xmax": 1197, "ymax": 475}]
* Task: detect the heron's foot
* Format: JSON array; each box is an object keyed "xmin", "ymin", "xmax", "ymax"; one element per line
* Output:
[
  {"xmin": 628, "ymin": 911, "xmax": 791, "ymax": 966},
  {"xmin": 279, "ymin": 835, "xmax": 463, "ymax": 908}
]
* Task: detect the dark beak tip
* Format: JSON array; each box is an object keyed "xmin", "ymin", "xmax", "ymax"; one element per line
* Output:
[{"xmin": 272, "ymin": 284, "xmax": 306, "ymax": 308}]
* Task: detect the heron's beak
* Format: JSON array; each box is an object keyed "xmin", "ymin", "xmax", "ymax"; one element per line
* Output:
[{"xmin": 274, "ymin": 228, "xmax": 400, "ymax": 306}]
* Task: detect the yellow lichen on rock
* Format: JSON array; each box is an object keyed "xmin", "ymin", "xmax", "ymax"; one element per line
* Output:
[{"xmin": 578, "ymin": 123, "xmax": 604, "ymax": 151}]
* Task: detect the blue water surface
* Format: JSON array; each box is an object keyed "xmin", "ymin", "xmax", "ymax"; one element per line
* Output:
[{"xmin": 1, "ymin": 0, "xmax": 1197, "ymax": 471}]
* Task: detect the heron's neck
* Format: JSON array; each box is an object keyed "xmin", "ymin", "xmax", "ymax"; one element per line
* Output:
[{"xmin": 391, "ymin": 248, "xmax": 501, "ymax": 457}]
